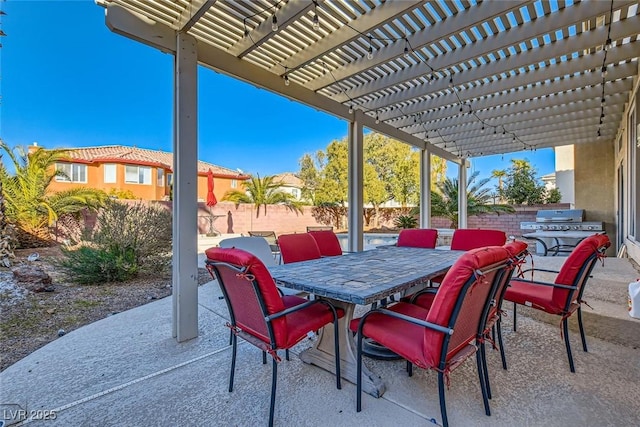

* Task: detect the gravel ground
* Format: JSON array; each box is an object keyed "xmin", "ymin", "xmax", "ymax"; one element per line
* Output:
[{"xmin": 0, "ymin": 247, "xmax": 213, "ymax": 371}]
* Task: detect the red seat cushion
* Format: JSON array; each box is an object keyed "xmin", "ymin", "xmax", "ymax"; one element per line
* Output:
[
  {"xmin": 451, "ymin": 229, "xmax": 507, "ymax": 251},
  {"xmin": 282, "ymin": 295, "xmax": 344, "ymax": 348},
  {"xmin": 278, "ymin": 233, "xmax": 322, "ymax": 264},
  {"xmin": 350, "ymin": 302, "xmax": 432, "ymax": 368},
  {"xmin": 308, "ymin": 230, "xmax": 343, "ymax": 257},
  {"xmin": 397, "ymin": 229, "xmax": 438, "ymax": 249},
  {"xmin": 504, "ymin": 279, "xmax": 561, "ymax": 314}
]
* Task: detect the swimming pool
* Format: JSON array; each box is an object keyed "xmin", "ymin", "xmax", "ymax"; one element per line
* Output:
[{"xmin": 336, "ymin": 233, "xmax": 398, "ymax": 251}]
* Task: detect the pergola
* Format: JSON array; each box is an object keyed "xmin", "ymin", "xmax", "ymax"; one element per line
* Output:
[{"xmin": 96, "ymin": 0, "xmax": 640, "ymax": 341}]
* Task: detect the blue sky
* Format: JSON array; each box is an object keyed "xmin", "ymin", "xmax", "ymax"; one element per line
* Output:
[{"xmin": 0, "ymin": 0, "xmax": 555, "ymax": 183}]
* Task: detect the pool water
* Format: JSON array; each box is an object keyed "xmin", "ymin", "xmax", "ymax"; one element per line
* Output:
[{"xmin": 336, "ymin": 233, "xmax": 398, "ymax": 251}]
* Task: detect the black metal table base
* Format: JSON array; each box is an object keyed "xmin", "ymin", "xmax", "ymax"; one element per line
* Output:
[{"xmin": 362, "ymin": 338, "xmax": 402, "ymax": 360}]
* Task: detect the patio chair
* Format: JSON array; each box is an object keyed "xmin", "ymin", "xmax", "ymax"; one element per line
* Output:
[
  {"xmin": 248, "ymin": 231, "xmax": 280, "ymax": 254},
  {"xmin": 503, "ymin": 234, "xmax": 610, "ymax": 373},
  {"xmin": 217, "ymin": 237, "xmax": 306, "ymax": 297},
  {"xmin": 308, "ymin": 230, "xmax": 343, "ymax": 257},
  {"xmin": 205, "ymin": 247, "xmax": 343, "ymax": 427},
  {"xmin": 306, "ymin": 225, "xmax": 334, "ymax": 232},
  {"xmin": 278, "ymin": 233, "xmax": 322, "ymax": 264},
  {"xmin": 396, "ymin": 228, "xmax": 438, "ymax": 248},
  {"xmin": 430, "ymin": 229, "xmax": 508, "ymax": 286},
  {"xmin": 351, "ymin": 246, "xmax": 512, "ymax": 427}
]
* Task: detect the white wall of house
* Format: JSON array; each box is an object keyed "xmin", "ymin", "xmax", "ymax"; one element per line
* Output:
[{"xmin": 554, "ymin": 145, "xmax": 575, "ymax": 207}]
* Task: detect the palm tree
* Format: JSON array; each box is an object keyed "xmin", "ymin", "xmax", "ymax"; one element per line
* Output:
[
  {"xmin": 491, "ymin": 169, "xmax": 507, "ymax": 193},
  {"xmin": 222, "ymin": 174, "xmax": 303, "ymax": 218},
  {"xmin": 0, "ymin": 154, "xmax": 15, "ymax": 265},
  {"xmin": 0, "ymin": 142, "xmax": 107, "ymax": 247},
  {"xmin": 430, "ymin": 171, "xmax": 515, "ymax": 228}
]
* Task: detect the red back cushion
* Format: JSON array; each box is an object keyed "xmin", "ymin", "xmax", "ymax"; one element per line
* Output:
[
  {"xmin": 278, "ymin": 233, "xmax": 322, "ymax": 264},
  {"xmin": 423, "ymin": 246, "xmax": 510, "ymax": 367},
  {"xmin": 397, "ymin": 229, "xmax": 439, "ymax": 249},
  {"xmin": 205, "ymin": 247, "xmax": 288, "ymax": 345},
  {"xmin": 503, "ymin": 240, "xmax": 529, "ymax": 259},
  {"xmin": 308, "ymin": 230, "xmax": 343, "ymax": 257},
  {"xmin": 552, "ymin": 234, "xmax": 610, "ymax": 306},
  {"xmin": 451, "ymin": 229, "xmax": 507, "ymax": 251}
]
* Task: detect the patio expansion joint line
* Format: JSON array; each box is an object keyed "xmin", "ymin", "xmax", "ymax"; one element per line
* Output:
[{"xmin": 14, "ymin": 342, "xmax": 246, "ymax": 426}]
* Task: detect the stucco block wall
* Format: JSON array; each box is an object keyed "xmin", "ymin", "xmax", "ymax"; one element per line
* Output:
[{"xmin": 574, "ymin": 139, "xmax": 616, "ymax": 256}]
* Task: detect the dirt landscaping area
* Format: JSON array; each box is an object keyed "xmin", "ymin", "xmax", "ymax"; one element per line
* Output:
[{"xmin": 0, "ymin": 246, "xmax": 212, "ymax": 371}]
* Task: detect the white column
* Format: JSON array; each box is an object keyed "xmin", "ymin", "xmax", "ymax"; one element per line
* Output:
[
  {"xmin": 348, "ymin": 111, "xmax": 364, "ymax": 252},
  {"xmin": 172, "ymin": 33, "xmax": 199, "ymax": 341},
  {"xmin": 420, "ymin": 149, "xmax": 431, "ymax": 228},
  {"xmin": 458, "ymin": 161, "xmax": 468, "ymax": 229}
]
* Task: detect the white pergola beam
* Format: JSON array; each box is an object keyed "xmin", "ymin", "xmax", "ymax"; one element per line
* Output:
[
  {"xmin": 308, "ymin": 0, "xmax": 531, "ymax": 91},
  {"xmin": 229, "ymin": 0, "xmax": 317, "ymax": 58},
  {"xmin": 348, "ymin": 111, "xmax": 364, "ymax": 252},
  {"xmin": 330, "ymin": 11, "xmax": 640, "ymax": 103},
  {"xmin": 374, "ymin": 40, "xmax": 640, "ymax": 118},
  {"xmin": 172, "ymin": 32, "xmax": 199, "ymax": 342},
  {"xmin": 419, "ymin": 150, "xmax": 431, "ymax": 228},
  {"xmin": 279, "ymin": 1, "xmax": 426, "ymax": 73},
  {"xmin": 392, "ymin": 73, "xmax": 635, "ymax": 129},
  {"xmin": 178, "ymin": 0, "xmax": 217, "ymax": 32}
]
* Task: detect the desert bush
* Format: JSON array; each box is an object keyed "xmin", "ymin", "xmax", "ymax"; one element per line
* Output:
[
  {"xmin": 59, "ymin": 245, "xmax": 138, "ymax": 284},
  {"xmin": 59, "ymin": 200, "xmax": 172, "ymax": 284}
]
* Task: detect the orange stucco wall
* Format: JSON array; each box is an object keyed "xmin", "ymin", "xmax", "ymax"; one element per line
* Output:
[{"xmin": 49, "ymin": 162, "xmax": 241, "ymax": 201}]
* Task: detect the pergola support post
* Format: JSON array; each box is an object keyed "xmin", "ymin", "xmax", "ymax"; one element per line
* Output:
[
  {"xmin": 172, "ymin": 32, "xmax": 199, "ymax": 341},
  {"xmin": 420, "ymin": 149, "xmax": 432, "ymax": 228},
  {"xmin": 458, "ymin": 161, "xmax": 468, "ymax": 229},
  {"xmin": 348, "ymin": 112, "xmax": 364, "ymax": 252}
]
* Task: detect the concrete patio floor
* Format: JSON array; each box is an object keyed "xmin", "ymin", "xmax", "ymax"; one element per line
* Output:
[{"xmin": 1, "ymin": 252, "xmax": 639, "ymax": 426}]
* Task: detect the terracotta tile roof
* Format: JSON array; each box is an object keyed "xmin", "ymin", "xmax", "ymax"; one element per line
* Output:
[
  {"xmin": 273, "ymin": 172, "xmax": 303, "ymax": 187},
  {"xmin": 60, "ymin": 145, "xmax": 246, "ymax": 177}
]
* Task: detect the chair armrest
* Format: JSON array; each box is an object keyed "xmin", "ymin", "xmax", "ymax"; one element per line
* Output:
[
  {"xmin": 521, "ymin": 267, "xmax": 561, "ymax": 274},
  {"xmin": 409, "ymin": 287, "xmax": 438, "ymax": 303},
  {"xmin": 356, "ymin": 307, "xmax": 453, "ymax": 336},
  {"xmin": 511, "ymin": 278, "xmax": 577, "ymax": 291},
  {"xmin": 266, "ymin": 299, "xmax": 323, "ymax": 321}
]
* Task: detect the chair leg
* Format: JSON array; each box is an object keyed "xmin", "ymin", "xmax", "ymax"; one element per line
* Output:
[
  {"xmin": 512, "ymin": 302, "xmax": 517, "ymax": 332},
  {"xmin": 229, "ymin": 334, "xmax": 237, "ymax": 393},
  {"xmin": 285, "ymin": 349, "xmax": 290, "ymax": 361},
  {"xmin": 406, "ymin": 361, "xmax": 413, "ymax": 377},
  {"xmin": 356, "ymin": 333, "xmax": 363, "ymax": 412},
  {"xmin": 562, "ymin": 318, "xmax": 576, "ymax": 373},
  {"xmin": 333, "ymin": 318, "xmax": 342, "ymax": 390},
  {"xmin": 577, "ymin": 307, "xmax": 588, "ymax": 352},
  {"xmin": 268, "ymin": 357, "xmax": 278, "ymax": 427},
  {"xmin": 438, "ymin": 371, "xmax": 449, "ymax": 427},
  {"xmin": 262, "ymin": 351, "xmax": 267, "ymax": 365},
  {"xmin": 496, "ymin": 318, "xmax": 507, "ymax": 370},
  {"xmin": 476, "ymin": 350, "xmax": 491, "ymax": 416},
  {"xmin": 229, "ymin": 329, "xmax": 233, "ymax": 346},
  {"xmin": 480, "ymin": 342, "xmax": 492, "ymax": 400}
]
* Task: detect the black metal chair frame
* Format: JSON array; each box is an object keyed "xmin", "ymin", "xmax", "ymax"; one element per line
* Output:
[
  {"xmin": 510, "ymin": 245, "xmax": 606, "ymax": 373},
  {"xmin": 355, "ymin": 260, "xmax": 509, "ymax": 427},
  {"xmin": 206, "ymin": 260, "xmax": 342, "ymax": 427}
]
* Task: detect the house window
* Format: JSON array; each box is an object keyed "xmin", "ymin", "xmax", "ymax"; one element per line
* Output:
[
  {"xmin": 55, "ymin": 163, "xmax": 87, "ymax": 183},
  {"xmin": 167, "ymin": 173, "xmax": 173, "ymax": 187},
  {"xmin": 231, "ymin": 179, "xmax": 238, "ymax": 188},
  {"xmin": 104, "ymin": 164, "xmax": 117, "ymax": 184},
  {"xmin": 157, "ymin": 168, "xmax": 164, "ymax": 187},
  {"xmin": 125, "ymin": 165, "xmax": 152, "ymax": 185},
  {"xmin": 292, "ymin": 188, "xmax": 300, "ymax": 199}
]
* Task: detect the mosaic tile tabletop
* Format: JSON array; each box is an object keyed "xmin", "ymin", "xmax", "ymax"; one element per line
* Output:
[{"xmin": 268, "ymin": 247, "xmax": 463, "ymax": 305}]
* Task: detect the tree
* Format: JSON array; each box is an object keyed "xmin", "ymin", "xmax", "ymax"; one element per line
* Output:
[
  {"xmin": 0, "ymin": 151, "xmax": 15, "ymax": 265},
  {"xmin": 0, "ymin": 142, "xmax": 107, "ymax": 247},
  {"xmin": 222, "ymin": 174, "xmax": 303, "ymax": 218},
  {"xmin": 491, "ymin": 169, "xmax": 507, "ymax": 195},
  {"xmin": 545, "ymin": 187, "xmax": 562, "ymax": 203},
  {"xmin": 431, "ymin": 170, "xmax": 515, "ymax": 228},
  {"xmin": 499, "ymin": 159, "xmax": 547, "ymax": 205}
]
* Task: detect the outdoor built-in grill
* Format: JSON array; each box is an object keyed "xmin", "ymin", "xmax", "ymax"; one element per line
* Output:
[{"xmin": 520, "ymin": 209, "xmax": 604, "ymax": 256}]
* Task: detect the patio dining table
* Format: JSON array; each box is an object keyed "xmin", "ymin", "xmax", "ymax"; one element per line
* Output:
[{"xmin": 268, "ymin": 246, "xmax": 463, "ymax": 398}]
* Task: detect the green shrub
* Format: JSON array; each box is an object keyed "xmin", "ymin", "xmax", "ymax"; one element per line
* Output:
[
  {"xmin": 59, "ymin": 245, "xmax": 138, "ymax": 284},
  {"xmin": 60, "ymin": 200, "xmax": 172, "ymax": 284},
  {"xmin": 394, "ymin": 215, "xmax": 418, "ymax": 229}
]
